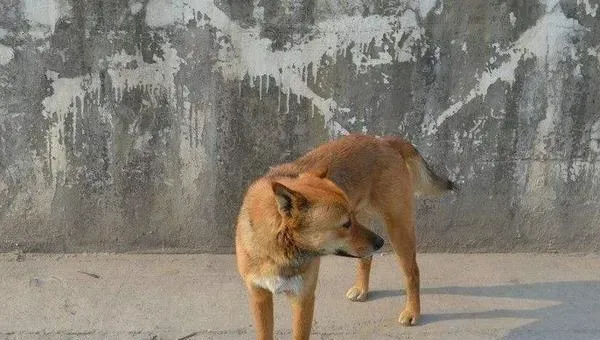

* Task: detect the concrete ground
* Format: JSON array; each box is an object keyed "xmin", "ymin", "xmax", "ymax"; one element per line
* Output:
[{"xmin": 1, "ymin": 253, "xmax": 599, "ymax": 340}]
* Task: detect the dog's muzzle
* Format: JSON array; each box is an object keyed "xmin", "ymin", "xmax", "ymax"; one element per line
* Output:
[
  {"xmin": 334, "ymin": 249, "xmax": 361, "ymax": 258},
  {"xmin": 373, "ymin": 235, "xmax": 385, "ymax": 251}
]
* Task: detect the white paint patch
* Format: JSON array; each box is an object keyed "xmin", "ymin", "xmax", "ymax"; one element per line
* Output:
[
  {"xmin": 146, "ymin": 0, "xmax": 232, "ymax": 28},
  {"xmin": 461, "ymin": 41, "xmax": 468, "ymax": 53},
  {"xmin": 0, "ymin": 44, "xmax": 14, "ymax": 65},
  {"xmin": 41, "ymin": 45, "xmax": 184, "ymax": 182},
  {"xmin": 588, "ymin": 45, "xmax": 600, "ymax": 67},
  {"xmin": 539, "ymin": 0, "xmax": 562, "ymax": 12},
  {"xmin": 452, "ymin": 131, "xmax": 463, "ymax": 154},
  {"xmin": 434, "ymin": 46, "xmax": 441, "ymax": 61},
  {"xmin": 358, "ymin": 46, "xmax": 394, "ymax": 69},
  {"xmin": 42, "ymin": 71, "xmax": 101, "ymax": 183},
  {"xmin": 572, "ymin": 63, "xmax": 582, "ymax": 77},
  {"xmin": 524, "ymin": 2, "xmax": 589, "ymax": 198},
  {"xmin": 578, "ymin": 0, "xmax": 599, "ymax": 16},
  {"xmin": 105, "ymin": 46, "xmax": 183, "ymax": 104},
  {"xmin": 129, "ymin": 1, "xmax": 143, "ymax": 15},
  {"xmin": 522, "ymin": 10, "xmax": 583, "ymax": 162},
  {"xmin": 179, "ymin": 100, "xmax": 210, "ymax": 195},
  {"xmin": 435, "ymin": 0, "xmax": 444, "ymax": 15},
  {"xmin": 5, "ymin": 153, "xmax": 56, "ymax": 223},
  {"xmin": 418, "ymin": 0, "xmax": 439, "ymax": 18},
  {"xmin": 23, "ymin": 0, "xmax": 60, "ymax": 27},
  {"xmin": 381, "ymin": 72, "xmax": 390, "ymax": 84},
  {"xmin": 252, "ymin": 274, "xmax": 303, "ymax": 295},
  {"xmin": 564, "ymin": 159, "xmax": 588, "ymax": 181},
  {"xmin": 218, "ymin": 11, "xmax": 422, "ymax": 133},
  {"xmin": 332, "ymin": 121, "xmax": 350, "ymax": 136},
  {"xmin": 509, "ymin": 12, "xmax": 517, "ymax": 26},
  {"xmin": 590, "ymin": 119, "xmax": 600, "ymax": 153},
  {"xmin": 253, "ymin": 0, "xmax": 264, "ymax": 22},
  {"xmin": 423, "ymin": 6, "xmax": 584, "ymax": 134},
  {"xmin": 146, "ymin": 0, "xmax": 425, "ymax": 137},
  {"xmin": 22, "ymin": 0, "xmax": 71, "ymax": 37},
  {"xmin": 312, "ymin": 0, "xmax": 363, "ymax": 18},
  {"xmin": 0, "ymin": 179, "xmax": 6, "ymax": 196}
]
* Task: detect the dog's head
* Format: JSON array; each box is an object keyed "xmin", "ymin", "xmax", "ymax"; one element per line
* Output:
[{"xmin": 271, "ymin": 172, "xmax": 384, "ymax": 258}]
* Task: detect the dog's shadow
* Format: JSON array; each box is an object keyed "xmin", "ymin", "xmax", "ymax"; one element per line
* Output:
[
  {"xmin": 369, "ymin": 281, "xmax": 600, "ymax": 339},
  {"xmin": 368, "ymin": 289, "xmax": 403, "ymax": 301}
]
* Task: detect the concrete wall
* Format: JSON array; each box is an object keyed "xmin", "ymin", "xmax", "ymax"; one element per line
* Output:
[{"xmin": 1, "ymin": 0, "xmax": 599, "ymax": 253}]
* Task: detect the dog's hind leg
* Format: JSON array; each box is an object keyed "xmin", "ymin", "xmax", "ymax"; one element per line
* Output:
[
  {"xmin": 384, "ymin": 209, "xmax": 420, "ymax": 326},
  {"xmin": 372, "ymin": 161, "xmax": 421, "ymax": 326}
]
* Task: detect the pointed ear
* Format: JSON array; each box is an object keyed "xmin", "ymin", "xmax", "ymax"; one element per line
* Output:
[
  {"xmin": 315, "ymin": 166, "xmax": 328, "ymax": 178},
  {"xmin": 303, "ymin": 166, "xmax": 328, "ymax": 179},
  {"xmin": 272, "ymin": 182, "xmax": 303, "ymax": 216}
]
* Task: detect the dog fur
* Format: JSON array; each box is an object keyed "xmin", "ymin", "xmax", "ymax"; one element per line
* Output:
[{"xmin": 236, "ymin": 134, "xmax": 453, "ymax": 340}]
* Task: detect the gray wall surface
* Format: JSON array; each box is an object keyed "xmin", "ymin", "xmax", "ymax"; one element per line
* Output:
[{"xmin": 1, "ymin": 0, "xmax": 599, "ymax": 253}]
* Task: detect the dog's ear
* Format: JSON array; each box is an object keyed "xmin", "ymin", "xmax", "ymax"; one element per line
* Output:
[
  {"xmin": 272, "ymin": 182, "xmax": 305, "ymax": 216},
  {"xmin": 314, "ymin": 166, "xmax": 328, "ymax": 178},
  {"xmin": 302, "ymin": 166, "xmax": 328, "ymax": 179}
]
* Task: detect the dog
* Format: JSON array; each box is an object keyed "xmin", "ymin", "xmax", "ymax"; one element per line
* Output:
[{"xmin": 236, "ymin": 134, "xmax": 454, "ymax": 339}]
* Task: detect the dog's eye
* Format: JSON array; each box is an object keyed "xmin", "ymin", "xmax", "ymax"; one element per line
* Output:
[{"xmin": 342, "ymin": 220, "xmax": 351, "ymax": 229}]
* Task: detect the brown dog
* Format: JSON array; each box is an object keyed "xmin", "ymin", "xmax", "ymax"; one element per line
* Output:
[{"xmin": 236, "ymin": 134, "xmax": 453, "ymax": 339}]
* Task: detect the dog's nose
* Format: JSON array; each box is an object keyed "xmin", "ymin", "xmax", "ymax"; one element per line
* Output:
[{"xmin": 373, "ymin": 235, "xmax": 385, "ymax": 250}]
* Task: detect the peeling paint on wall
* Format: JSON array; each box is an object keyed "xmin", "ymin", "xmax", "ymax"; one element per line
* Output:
[
  {"xmin": 578, "ymin": 0, "xmax": 598, "ymax": 17},
  {"xmin": 106, "ymin": 47, "xmax": 183, "ymax": 103},
  {"xmin": 1, "ymin": 0, "xmax": 600, "ymax": 253},
  {"xmin": 422, "ymin": 5, "xmax": 585, "ymax": 135},
  {"xmin": 147, "ymin": 0, "xmax": 429, "ymax": 136},
  {"xmin": 0, "ymin": 44, "xmax": 14, "ymax": 65},
  {"xmin": 22, "ymin": 0, "xmax": 71, "ymax": 38},
  {"xmin": 40, "ymin": 44, "xmax": 184, "ymax": 184}
]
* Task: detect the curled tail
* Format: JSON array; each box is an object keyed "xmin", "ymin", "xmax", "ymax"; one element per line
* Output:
[{"xmin": 383, "ymin": 137, "xmax": 455, "ymax": 198}]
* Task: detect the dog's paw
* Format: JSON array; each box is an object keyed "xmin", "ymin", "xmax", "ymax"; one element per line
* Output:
[
  {"xmin": 399, "ymin": 309, "xmax": 419, "ymax": 326},
  {"xmin": 345, "ymin": 286, "xmax": 368, "ymax": 302}
]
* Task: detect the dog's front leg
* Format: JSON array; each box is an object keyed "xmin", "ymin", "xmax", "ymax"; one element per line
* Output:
[
  {"xmin": 248, "ymin": 284, "xmax": 274, "ymax": 340},
  {"xmin": 289, "ymin": 292, "xmax": 315, "ymax": 340},
  {"xmin": 346, "ymin": 256, "xmax": 373, "ymax": 301},
  {"xmin": 289, "ymin": 258, "xmax": 320, "ymax": 340}
]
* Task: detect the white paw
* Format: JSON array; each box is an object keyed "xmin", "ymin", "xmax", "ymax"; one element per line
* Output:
[
  {"xmin": 345, "ymin": 286, "xmax": 368, "ymax": 302},
  {"xmin": 399, "ymin": 308, "xmax": 419, "ymax": 326}
]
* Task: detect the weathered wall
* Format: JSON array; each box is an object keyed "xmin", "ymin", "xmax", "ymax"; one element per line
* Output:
[{"xmin": 1, "ymin": 0, "xmax": 599, "ymax": 253}]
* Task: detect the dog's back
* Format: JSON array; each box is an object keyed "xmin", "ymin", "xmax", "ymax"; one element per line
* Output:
[{"xmin": 269, "ymin": 134, "xmax": 453, "ymax": 207}]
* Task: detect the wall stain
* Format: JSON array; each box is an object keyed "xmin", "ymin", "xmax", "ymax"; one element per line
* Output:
[{"xmin": 1, "ymin": 0, "xmax": 600, "ymax": 252}]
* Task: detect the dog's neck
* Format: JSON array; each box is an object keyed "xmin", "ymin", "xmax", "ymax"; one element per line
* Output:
[
  {"xmin": 248, "ymin": 216, "xmax": 318, "ymax": 278},
  {"xmin": 277, "ymin": 241, "xmax": 320, "ymax": 277}
]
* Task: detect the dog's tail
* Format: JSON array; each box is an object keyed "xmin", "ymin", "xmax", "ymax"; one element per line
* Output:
[{"xmin": 382, "ymin": 137, "xmax": 455, "ymax": 198}]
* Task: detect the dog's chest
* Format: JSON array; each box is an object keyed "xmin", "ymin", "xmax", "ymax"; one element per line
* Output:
[{"xmin": 252, "ymin": 274, "xmax": 303, "ymax": 295}]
